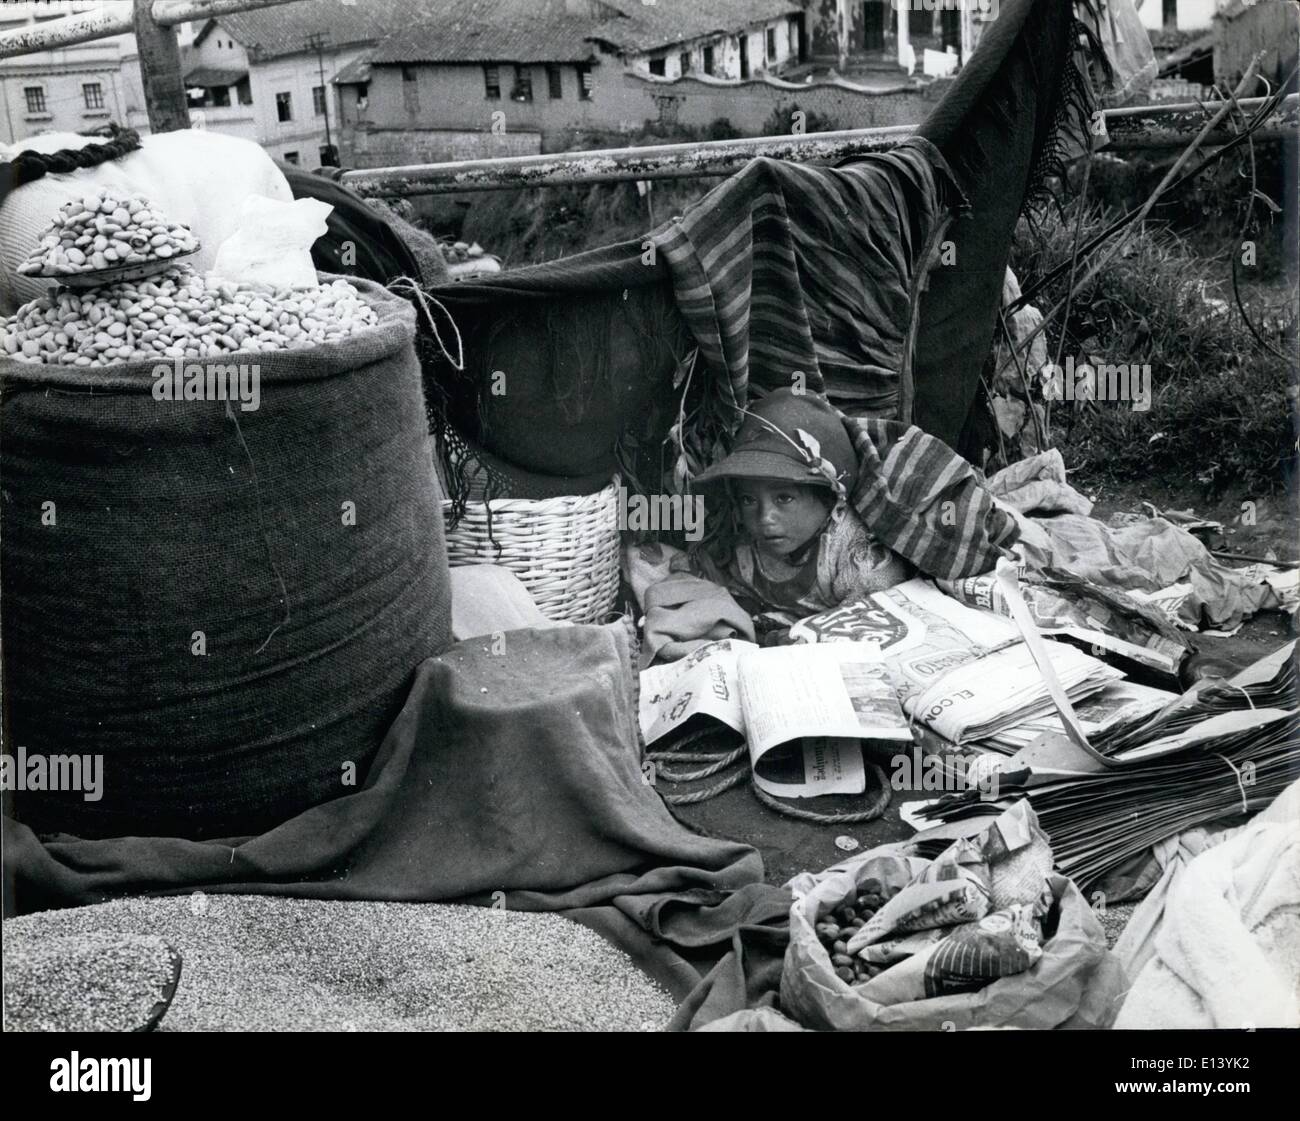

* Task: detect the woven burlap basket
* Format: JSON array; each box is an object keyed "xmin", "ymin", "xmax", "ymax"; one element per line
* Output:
[{"xmin": 441, "ymin": 479, "xmax": 621, "ymax": 624}]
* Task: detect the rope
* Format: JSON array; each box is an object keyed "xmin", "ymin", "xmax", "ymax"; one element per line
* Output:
[
  {"xmin": 651, "ymin": 726, "xmax": 748, "ymax": 800},
  {"xmin": 661, "ymin": 766, "xmax": 749, "ymax": 805},
  {"xmin": 650, "ymin": 722, "xmax": 894, "ymax": 825},
  {"xmin": 0, "ymin": 123, "xmax": 142, "ymax": 196},
  {"xmin": 653, "ymin": 745, "xmax": 747, "ymax": 783},
  {"xmin": 386, "ymin": 275, "xmax": 464, "ymax": 370},
  {"xmin": 1214, "ymin": 752, "xmax": 1250, "ymax": 816},
  {"xmin": 749, "ymin": 763, "xmax": 892, "ymax": 825}
]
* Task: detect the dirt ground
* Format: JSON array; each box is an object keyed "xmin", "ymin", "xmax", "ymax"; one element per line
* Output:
[{"xmin": 670, "ymin": 475, "xmax": 1298, "ymax": 887}]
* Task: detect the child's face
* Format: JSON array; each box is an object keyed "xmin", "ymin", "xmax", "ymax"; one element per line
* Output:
[{"xmin": 734, "ymin": 479, "xmax": 831, "ymax": 558}]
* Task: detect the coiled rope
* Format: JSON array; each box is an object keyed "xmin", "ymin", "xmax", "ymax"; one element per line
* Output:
[{"xmin": 649, "ymin": 726, "xmax": 893, "ymax": 824}]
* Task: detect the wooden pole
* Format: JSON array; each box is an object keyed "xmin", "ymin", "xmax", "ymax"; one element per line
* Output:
[{"xmin": 133, "ymin": 0, "xmax": 190, "ymax": 133}]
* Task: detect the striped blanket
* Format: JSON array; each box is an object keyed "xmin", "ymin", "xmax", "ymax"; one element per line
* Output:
[
  {"xmin": 649, "ymin": 136, "xmax": 963, "ymax": 418},
  {"xmin": 844, "ymin": 416, "xmax": 1019, "ymax": 580}
]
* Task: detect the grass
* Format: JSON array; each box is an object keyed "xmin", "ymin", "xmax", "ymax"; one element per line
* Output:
[{"xmin": 1008, "ymin": 201, "xmax": 1297, "ymax": 496}]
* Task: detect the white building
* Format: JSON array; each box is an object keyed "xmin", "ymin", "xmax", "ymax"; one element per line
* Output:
[
  {"xmin": 1135, "ymin": 0, "xmax": 1224, "ymax": 32},
  {"xmin": 0, "ymin": 1, "xmax": 163, "ymax": 145},
  {"xmin": 181, "ymin": 0, "xmax": 417, "ymax": 166},
  {"xmin": 590, "ymin": 1, "xmax": 807, "ymax": 80}
]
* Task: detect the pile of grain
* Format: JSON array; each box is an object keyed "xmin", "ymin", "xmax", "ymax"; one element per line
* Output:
[
  {"xmin": 3, "ymin": 896, "xmax": 676, "ymax": 1032},
  {"xmin": 4, "ymin": 932, "xmax": 176, "ymax": 1032},
  {"xmin": 0, "ymin": 267, "xmax": 378, "ymax": 366}
]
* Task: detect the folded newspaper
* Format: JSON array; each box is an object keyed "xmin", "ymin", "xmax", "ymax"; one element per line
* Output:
[
  {"xmin": 979, "ymin": 679, "xmax": 1179, "ymax": 753},
  {"xmin": 639, "ymin": 640, "xmax": 912, "ymax": 798},
  {"xmin": 936, "ymin": 570, "xmax": 1188, "ymax": 677},
  {"xmin": 788, "ymin": 580, "xmax": 1123, "ymax": 744}
]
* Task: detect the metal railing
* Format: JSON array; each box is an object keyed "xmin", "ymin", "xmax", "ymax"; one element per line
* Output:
[
  {"xmin": 338, "ymin": 95, "xmax": 1299, "ymax": 197},
  {"xmin": 2, "ymin": 1, "xmax": 1295, "ymax": 198}
]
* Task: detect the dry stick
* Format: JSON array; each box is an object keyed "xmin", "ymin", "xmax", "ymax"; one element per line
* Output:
[
  {"xmin": 981, "ymin": 372, "xmax": 1010, "ymax": 466},
  {"xmin": 1224, "ymin": 86, "xmax": 1292, "ymax": 363},
  {"xmin": 1006, "ymin": 74, "xmax": 1296, "ymax": 317},
  {"xmin": 998, "ymin": 58, "xmax": 1265, "ymax": 383},
  {"xmin": 1212, "ymin": 550, "xmax": 1300, "ymax": 568},
  {"xmin": 1049, "ymin": 144, "xmax": 1097, "ymax": 434},
  {"xmin": 997, "ymin": 312, "xmax": 1049, "ymax": 450}
]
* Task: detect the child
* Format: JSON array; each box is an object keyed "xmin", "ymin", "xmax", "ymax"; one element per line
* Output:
[{"xmin": 691, "ymin": 388, "xmax": 912, "ymax": 620}]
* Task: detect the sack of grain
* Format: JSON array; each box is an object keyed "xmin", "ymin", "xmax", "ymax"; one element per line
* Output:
[{"xmin": 0, "ymin": 276, "xmax": 451, "ymax": 839}]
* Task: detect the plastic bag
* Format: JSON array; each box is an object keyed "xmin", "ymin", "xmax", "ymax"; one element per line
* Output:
[
  {"xmin": 781, "ymin": 804, "xmax": 1124, "ymax": 1030},
  {"xmin": 210, "ymin": 195, "xmax": 331, "ymax": 288}
]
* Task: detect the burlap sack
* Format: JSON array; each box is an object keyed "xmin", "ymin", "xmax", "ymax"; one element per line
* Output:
[{"xmin": 1, "ymin": 277, "xmax": 451, "ymax": 838}]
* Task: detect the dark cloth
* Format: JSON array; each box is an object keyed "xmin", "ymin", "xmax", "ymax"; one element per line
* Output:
[
  {"xmin": 912, "ymin": 0, "xmax": 1090, "ymax": 448},
  {"xmin": 0, "ymin": 279, "xmax": 451, "ymax": 840},
  {"xmin": 2, "ymin": 623, "xmax": 778, "ymax": 1019},
  {"xmin": 421, "ymin": 139, "xmax": 961, "ymax": 480}
]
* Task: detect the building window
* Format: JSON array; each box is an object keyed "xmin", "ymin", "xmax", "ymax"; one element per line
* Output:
[
  {"xmin": 236, "ymin": 76, "xmax": 252, "ymax": 105},
  {"xmin": 679, "ymin": 51, "xmax": 690, "ymax": 74},
  {"xmin": 766, "ymin": 27, "xmax": 777, "ymax": 62},
  {"xmin": 210, "ymin": 85, "xmax": 231, "ymax": 107},
  {"xmin": 275, "ymin": 91, "xmax": 292, "ymax": 121},
  {"xmin": 702, "ymin": 46, "xmax": 714, "ymax": 76},
  {"xmin": 547, "ymin": 64, "xmax": 563, "ymax": 99},
  {"xmin": 648, "ymin": 56, "xmax": 665, "ymax": 76},
  {"xmin": 82, "ymin": 82, "xmax": 104, "ymax": 109},
  {"xmin": 355, "ymin": 81, "xmax": 369, "ymax": 110},
  {"xmin": 402, "ymin": 65, "xmax": 419, "ymax": 111},
  {"xmin": 511, "ymin": 65, "xmax": 533, "ymax": 102},
  {"xmin": 483, "ymin": 65, "xmax": 501, "ymax": 100},
  {"xmin": 312, "ymin": 84, "xmax": 326, "ymax": 116},
  {"xmin": 283, "ymin": 151, "xmax": 299, "ymax": 165},
  {"xmin": 24, "ymin": 86, "xmax": 46, "ymax": 114},
  {"xmin": 577, "ymin": 63, "xmax": 593, "ymax": 100}
]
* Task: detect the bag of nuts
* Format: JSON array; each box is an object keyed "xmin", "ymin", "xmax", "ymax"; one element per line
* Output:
[{"xmin": 780, "ymin": 803, "xmax": 1123, "ymax": 1030}]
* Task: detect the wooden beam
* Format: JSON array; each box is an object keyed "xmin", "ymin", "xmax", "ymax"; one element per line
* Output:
[
  {"xmin": 133, "ymin": 0, "xmax": 190, "ymax": 134},
  {"xmin": 0, "ymin": 0, "xmax": 305, "ymax": 61}
]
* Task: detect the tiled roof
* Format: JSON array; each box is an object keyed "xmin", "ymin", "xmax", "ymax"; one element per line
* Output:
[
  {"xmin": 184, "ymin": 65, "xmax": 249, "ymax": 87},
  {"xmin": 366, "ymin": 0, "xmax": 804, "ymax": 67},
  {"xmin": 588, "ymin": 0, "xmax": 803, "ymax": 53},
  {"xmin": 202, "ymin": 0, "xmax": 426, "ymax": 60},
  {"xmin": 331, "ymin": 51, "xmax": 373, "ymax": 84},
  {"xmin": 370, "ymin": 1, "xmax": 601, "ymax": 65}
]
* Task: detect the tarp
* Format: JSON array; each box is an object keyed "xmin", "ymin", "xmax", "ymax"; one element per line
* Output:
[{"xmin": 2, "ymin": 622, "xmax": 788, "ymax": 1012}]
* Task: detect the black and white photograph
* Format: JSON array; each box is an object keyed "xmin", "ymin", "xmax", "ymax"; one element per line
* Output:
[{"xmin": 0, "ymin": 0, "xmax": 1296, "ymax": 1074}]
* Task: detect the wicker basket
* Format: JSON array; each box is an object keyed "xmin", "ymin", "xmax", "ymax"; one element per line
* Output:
[{"xmin": 441, "ymin": 479, "xmax": 621, "ymax": 625}]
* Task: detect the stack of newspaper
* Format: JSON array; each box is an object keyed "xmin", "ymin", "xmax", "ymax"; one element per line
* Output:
[
  {"xmin": 788, "ymin": 580, "xmax": 1123, "ymax": 745},
  {"xmin": 909, "ymin": 643, "xmax": 1299, "ymax": 891},
  {"xmin": 978, "ymin": 680, "xmax": 1179, "ymax": 753}
]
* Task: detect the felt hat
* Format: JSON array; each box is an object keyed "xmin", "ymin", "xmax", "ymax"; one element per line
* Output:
[{"xmin": 693, "ymin": 389, "xmax": 857, "ymax": 496}]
